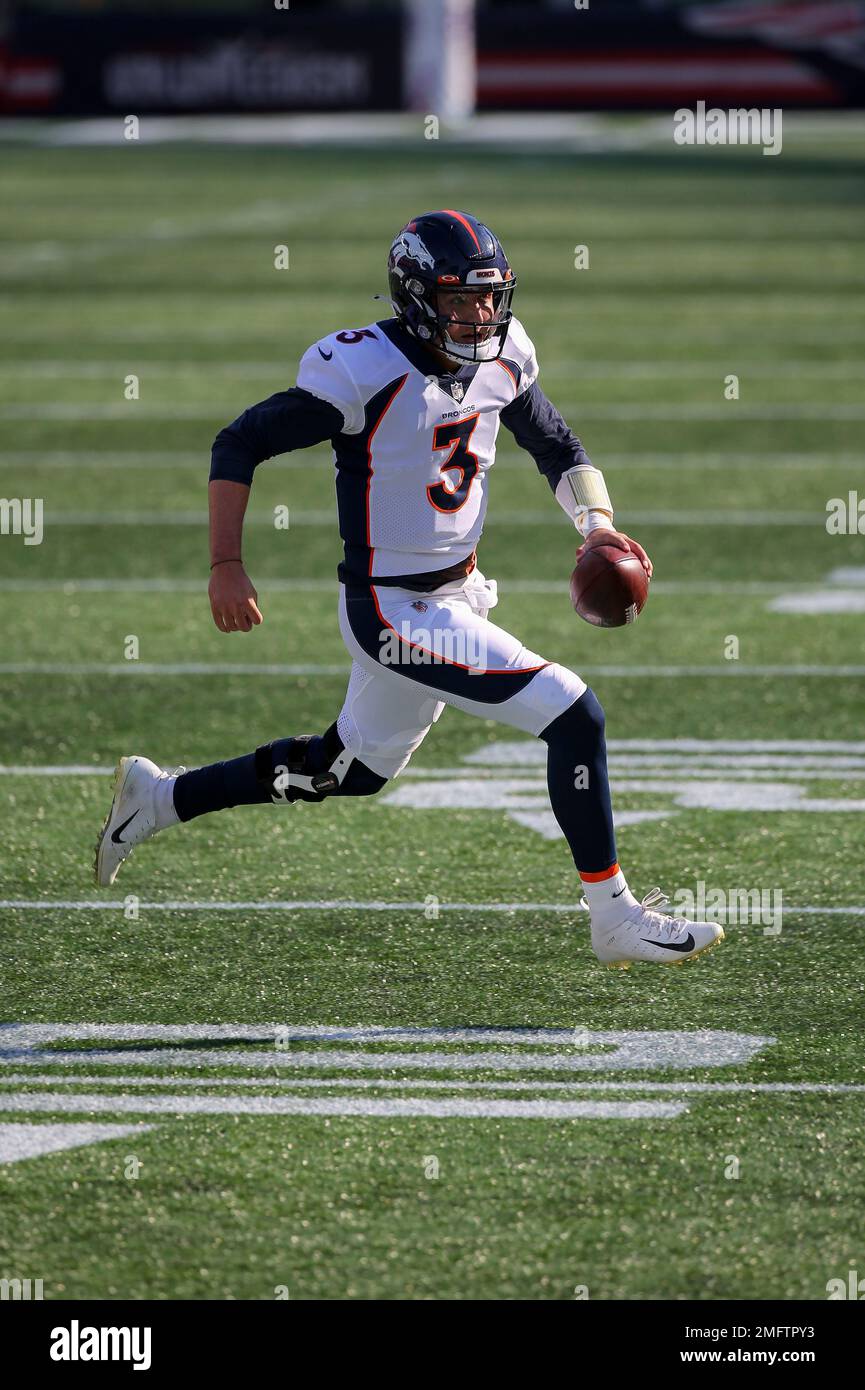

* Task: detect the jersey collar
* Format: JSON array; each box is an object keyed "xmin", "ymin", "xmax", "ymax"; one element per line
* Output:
[{"xmin": 378, "ymin": 318, "xmax": 480, "ymax": 403}]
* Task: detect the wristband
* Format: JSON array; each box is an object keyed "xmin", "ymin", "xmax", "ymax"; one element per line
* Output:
[{"xmin": 210, "ymin": 558, "xmax": 242, "ymax": 569}]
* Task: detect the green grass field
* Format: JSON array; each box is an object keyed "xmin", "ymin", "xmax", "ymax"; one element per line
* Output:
[{"xmin": 1, "ymin": 126, "xmax": 864, "ymax": 1300}]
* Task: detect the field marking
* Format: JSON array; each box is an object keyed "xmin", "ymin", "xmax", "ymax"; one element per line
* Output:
[
  {"xmin": 463, "ymin": 750, "xmax": 865, "ymax": 768},
  {"xmin": 770, "ymin": 592, "xmax": 865, "ymax": 614},
  {"xmin": 4, "ymin": 1075, "xmax": 863, "ymax": 1096},
  {"xmin": 0, "ymin": 662, "xmax": 350, "ymax": 676},
  {"xmin": 414, "ymin": 757, "xmax": 865, "ymax": 772},
  {"xmin": 0, "ymin": 184, "xmax": 377, "ymax": 272},
  {"xmin": 8, "ymin": 764, "xmax": 865, "ymax": 784},
  {"xmin": 0, "ymin": 578, "xmax": 833, "ymax": 596},
  {"xmin": 0, "ymin": 765, "xmax": 118, "ymax": 775},
  {"xmin": 467, "ymin": 766, "xmax": 865, "ymax": 781},
  {"xmin": 0, "ymin": 1093, "xmax": 685, "ymax": 1120},
  {"xmin": 3, "ymin": 764, "xmax": 147, "ymax": 777},
  {"xmin": 767, "ymin": 565, "xmax": 865, "ymax": 613},
  {"xmin": 0, "ymin": 1049, "xmax": 766, "ymax": 1074},
  {"xmin": 1, "ymin": 899, "xmax": 864, "ymax": 916},
  {"xmin": 0, "ymin": 573, "xmax": 860, "ymax": 603},
  {"xmin": 14, "ymin": 108, "xmax": 865, "ymax": 148},
  {"xmin": 0, "ymin": 1026, "xmax": 772, "ymax": 1072},
  {"xmin": 2, "ymin": 507, "xmax": 828, "ymax": 527},
  {"xmin": 3, "ymin": 360, "xmax": 863, "ymax": 380},
  {"xmin": 0, "ymin": 1122, "xmax": 153, "ymax": 1164},
  {"xmin": 4, "ymin": 451, "xmax": 859, "ymax": 471},
  {"xmin": 829, "ymin": 567, "xmax": 865, "ymax": 585},
  {"xmin": 420, "ymin": 736, "xmax": 865, "ymax": 835},
  {"xmin": 466, "ymin": 737, "xmax": 865, "ymax": 759},
  {"xmin": 387, "ymin": 775, "xmax": 865, "ymax": 824},
  {"xmin": 0, "ymin": 898, "xmax": 593, "ymax": 913},
  {"xmin": 0, "ymin": 1023, "xmax": 768, "ymax": 1051},
  {"xmin": 10, "ymin": 752, "xmax": 865, "ymax": 779},
  {"xmin": 504, "ymin": 738, "xmax": 865, "ymax": 753},
  {"xmin": 1, "ymin": 294, "xmax": 859, "ymax": 316},
  {"xmin": 0, "ymin": 1022, "xmax": 772, "ymax": 1133},
  {"xmin": 5, "ymin": 403, "xmax": 865, "ymax": 423},
  {"xmin": 3, "ymin": 662, "xmax": 865, "ymax": 678}
]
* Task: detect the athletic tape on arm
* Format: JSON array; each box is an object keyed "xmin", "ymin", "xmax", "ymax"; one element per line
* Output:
[{"xmin": 555, "ymin": 465, "xmax": 614, "ymax": 535}]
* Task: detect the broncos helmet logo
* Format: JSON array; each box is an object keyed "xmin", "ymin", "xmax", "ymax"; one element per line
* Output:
[{"xmin": 392, "ymin": 230, "xmax": 435, "ymax": 272}]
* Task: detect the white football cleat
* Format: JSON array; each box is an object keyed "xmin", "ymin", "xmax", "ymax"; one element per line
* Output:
[
  {"xmin": 94, "ymin": 755, "xmax": 181, "ymax": 887},
  {"xmin": 591, "ymin": 887, "xmax": 725, "ymax": 970}
]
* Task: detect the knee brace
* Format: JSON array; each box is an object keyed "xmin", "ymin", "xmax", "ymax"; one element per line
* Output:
[{"xmin": 254, "ymin": 724, "xmax": 386, "ymax": 804}]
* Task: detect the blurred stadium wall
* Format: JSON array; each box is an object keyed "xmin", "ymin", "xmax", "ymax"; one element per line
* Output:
[{"xmin": 1, "ymin": 0, "xmax": 865, "ymax": 117}]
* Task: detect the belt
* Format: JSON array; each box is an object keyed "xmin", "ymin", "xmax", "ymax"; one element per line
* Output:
[{"xmin": 339, "ymin": 551, "xmax": 477, "ymax": 594}]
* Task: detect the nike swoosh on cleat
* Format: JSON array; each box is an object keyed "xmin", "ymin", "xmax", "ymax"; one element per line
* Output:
[
  {"xmin": 111, "ymin": 810, "xmax": 139, "ymax": 844},
  {"xmin": 318, "ymin": 347, "xmax": 333, "ymax": 360},
  {"xmin": 641, "ymin": 933, "xmax": 696, "ymax": 953},
  {"xmin": 612, "ymin": 886, "xmax": 626, "ymax": 898}
]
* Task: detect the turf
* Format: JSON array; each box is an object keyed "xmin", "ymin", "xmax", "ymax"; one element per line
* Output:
[{"xmin": 0, "ymin": 127, "xmax": 864, "ymax": 1301}]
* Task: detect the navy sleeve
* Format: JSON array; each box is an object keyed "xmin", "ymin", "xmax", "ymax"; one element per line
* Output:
[
  {"xmin": 210, "ymin": 387, "xmax": 345, "ymax": 487},
  {"xmin": 499, "ymin": 381, "xmax": 591, "ymax": 491}
]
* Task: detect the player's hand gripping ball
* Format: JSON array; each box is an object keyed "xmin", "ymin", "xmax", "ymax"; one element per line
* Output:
[{"xmin": 570, "ymin": 530, "xmax": 651, "ymax": 628}]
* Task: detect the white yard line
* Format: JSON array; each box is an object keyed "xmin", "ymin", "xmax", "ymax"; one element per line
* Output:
[
  {"xmin": 596, "ymin": 738, "xmax": 865, "ymax": 751},
  {"xmin": 2, "ymin": 662, "xmax": 864, "ymax": 677},
  {"xmin": 403, "ymin": 767, "xmax": 865, "ymax": 781},
  {"xmin": 0, "ymin": 1020, "xmax": 812, "ymax": 1126},
  {"xmin": 2, "ymin": 1075, "xmax": 863, "ymax": 1095},
  {"xmin": 0, "ymin": 765, "xmax": 116, "ymax": 775},
  {"xmin": 0, "ymin": 1023, "xmax": 765, "ymax": 1047},
  {"xmin": 14, "ymin": 507, "xmax": 823, "ymax": 526},
  {"xmin": 1, "ymin": 898, "xmax": 582, "ymax": 913},
  {"xmin": 0, "ymin": 662, "xmax": 350, "ymax": 676},
  {"xmin": 18, "ymin": 109, "xmax": 865, "ymax": 148},
  {"xmin": 6, "ymin": 762, "xmax": 865, "ymax": 781},
  {"xmin": 4, "ymin": 403, "xmax": 864, "ymax": 422},
  {"xmin": 1, "ymin": 1047, "xmax": 670, "ymax": 1073},
  {"xmin": 0, "ymin": 1122, "xmax": 153, "ymax": 1163},
  {"xmin": 769, "ymin": 592, "xmax": 865, "ymax": 614},
  {"xmin": 0, "ymin": 578, "xmax": 828, "ymax": 595},
  {"xmin": 0, "ymin": 1092, "xmax": 685, "ymax": 1119},
  {"xmin": 3, "ymin": 361, "xmax": 862, "ymax": 380},
  {"xmin": 4, "ymin": 765, "xmax": 865, "ymax": 784},
  {"xmin": 0, "ymin": 185, "xmax": 377, "ymax": 272},
  {"xmin": 3, "ymin": 451, "xmax": 858, "ymax": 470},
  {"xmin": 0, "ymin": 898, "xmax": 862, "ymax": 916}
]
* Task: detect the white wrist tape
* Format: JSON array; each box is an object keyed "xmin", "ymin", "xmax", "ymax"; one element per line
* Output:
[
  {"xmin": 581, "ymin": 509, "xmax": 614, "ymax": 536},
  {"xmin": 555, "ymin": 465, "xmax": 614, "ymax": 536}
]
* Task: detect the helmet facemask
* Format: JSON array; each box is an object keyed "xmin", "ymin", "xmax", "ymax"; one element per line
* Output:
[
  {"xmin": 390, "ymin": 270, "xmax": 516, "ymax": 365},
  {"xmin": 432, "ymin": 282, "xmax": 516, "ymax": 364}
]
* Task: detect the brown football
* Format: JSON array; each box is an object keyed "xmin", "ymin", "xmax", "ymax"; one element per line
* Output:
[{"xmin": 570, "ymin": 543, "xmax": 649, "ymax": 628}]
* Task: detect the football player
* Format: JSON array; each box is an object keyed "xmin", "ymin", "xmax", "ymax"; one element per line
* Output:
[{"xmin": 95, "ymin": 209, "xmax": 723, "ymax": 968}]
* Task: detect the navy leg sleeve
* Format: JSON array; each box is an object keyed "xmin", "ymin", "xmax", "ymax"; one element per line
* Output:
[{"xmin": 539, "ymin": 687, "xmax": 617, "ymax": 875}]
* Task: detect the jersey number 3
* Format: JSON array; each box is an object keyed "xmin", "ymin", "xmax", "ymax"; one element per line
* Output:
[{"xmin": 427, "ymin": 414, "xmax": 480, "ymax": 513}]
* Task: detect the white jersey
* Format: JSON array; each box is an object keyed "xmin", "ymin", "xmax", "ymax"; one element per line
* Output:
[{"xmin": 296, "ymin": 315, "xmax": 539, "ymax": 583}]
